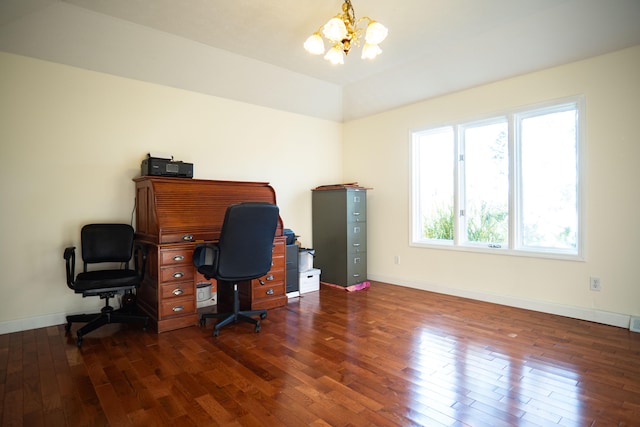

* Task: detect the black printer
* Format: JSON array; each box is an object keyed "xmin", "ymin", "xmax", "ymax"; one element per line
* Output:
[{"xmin": 141, "ymin": 157, "xmax": 193, "ymax": 178}]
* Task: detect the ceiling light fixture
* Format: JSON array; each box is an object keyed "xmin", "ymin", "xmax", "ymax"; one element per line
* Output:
[{"xmin": 304, "ymin": 0, "xmax": 388, "ymax": 65}]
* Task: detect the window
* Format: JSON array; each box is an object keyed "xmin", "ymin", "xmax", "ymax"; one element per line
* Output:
[{"xmin": 411, "ymin": 98, "xmax": 583, "ymax": 259}]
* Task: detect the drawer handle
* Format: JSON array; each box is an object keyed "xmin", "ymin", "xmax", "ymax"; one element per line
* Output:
[
  {"xmin": 266, "ymin": 288, "xmax": 274, "ymax": 295},
  {"xmin": 172, "ymin": 305, "xmax": 184, "ymax": 312},
  {"xmin": 353, "ymin": 274, "xmax": 360, "ymax": 278},
  {"xmin": 182, "ymin": 234, "xmax": 194, "ymax": 241},
  {"xmin": 173, "ymin": 272, "xmax": 184, "ymax": 278},
  {"xmin": 353, "ymin": 243, "xmax": 360, "ymax": 247},
  {"xmin": 353, "ymin": 212, "xmax": 360, "ymax": 216},
  {"xmin": 259, "ymin": 279, "xmax": 265, "ymax": 285},
  {"xmin": 173, "ymin": 255, "xmax": 184, "ymax": 261},
  {"xmin": 172, "ymin": 288, "xmax": 184, "ymax": 296},
  {"xmin": 266, "ymin": 274, "xmax": 274, "ymax": 281}
]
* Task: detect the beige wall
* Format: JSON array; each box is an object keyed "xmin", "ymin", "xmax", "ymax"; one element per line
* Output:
[
  {"xmin": 0, "ymin": 52, "xmax": 342, "ymax": 332},
  {"xmin": 2, "ymin": 46, "xmax": 639, "ymax": 333},
  {"xmin": 343, "ymin": 45, "xmax": 640, "ymax": 326}
]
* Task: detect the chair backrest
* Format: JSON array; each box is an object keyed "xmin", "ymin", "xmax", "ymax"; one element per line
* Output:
[
  {"xmin": 81, "ymin": 224, "xmax": 135, "ymax": 268},
  {"xmin": 215, "ymin": 202, "xmax": 279, "ymax": 282}
]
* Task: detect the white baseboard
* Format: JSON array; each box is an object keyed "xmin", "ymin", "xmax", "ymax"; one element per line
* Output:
[
  {"xmin": 0, "ymin": 313, "xmax": 68, "ymax": 335},
  {"xmin": 369, "ymin": 274, "xmax": 631, "ymax": 329}
]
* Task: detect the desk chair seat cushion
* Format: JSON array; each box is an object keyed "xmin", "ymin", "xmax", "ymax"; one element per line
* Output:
[{"xmin": 74, "ymin": 269, "xmax": 140, "ymax": 292}]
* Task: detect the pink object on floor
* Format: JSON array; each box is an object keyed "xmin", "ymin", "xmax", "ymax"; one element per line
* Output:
[{"xmin": 321, "ymin": 281, "xmax": 370, "ymax": 292}]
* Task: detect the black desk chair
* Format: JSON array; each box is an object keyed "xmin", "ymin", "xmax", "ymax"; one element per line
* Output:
[
  {"xmin": 64, "ymin": 224, "xmax": 149, "ymax": 347},
  {"xmin": 194, "ymin": 202, "xmax": 279, "ymax": 336}
]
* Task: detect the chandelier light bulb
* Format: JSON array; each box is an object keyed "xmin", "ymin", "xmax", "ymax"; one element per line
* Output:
[
  {"xmin": 304, "ymin": 33, "xmax": 325, "ymax": 55},
  {"xmin": 361, "ymin": 43, "xmax": 382, "ymax": 60},
  {"xmin": 322, "ymin": 17, "xmax": 348, "ymax": 43},
  {"xmin": 324, "ymin": 45, "xmax": 345, "ymax": 65},
  {"xmin": 365, "ymin": 22, "xmax": 388, "ymax": 45}
]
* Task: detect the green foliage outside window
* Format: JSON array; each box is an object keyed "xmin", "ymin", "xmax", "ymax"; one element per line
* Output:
[
  {"xmin": 424, "ymin": 205, "xmax": 454, "ymax": 240},
  {"xmin": 467, "ymin": 201, "xmax": 508, "ymax": 243},
  {"xmin": 424, "ymin": 202, "xmax": 508, "ymax": 243}
]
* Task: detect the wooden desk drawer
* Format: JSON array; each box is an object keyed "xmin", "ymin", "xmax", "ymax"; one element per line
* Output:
[
  {"xmin": 161, "ymin": 231, "xmax": 217, "ymax": 244},
  {"xmin": 253, "ymin": 269, "xmax": 285, "ymax": 287},
  {"xmin": 252, "ymin": 282, "xmax": 285, "ymax": 300},
  {"xmin": 160, "ymin": 247, "xmax": 193, "ymax": 266},
  {"xmin": 160, "ymin": 281, "xmax": 195, "ymax": 299},
  {"xmin": 272, "ymin": 240, "xmax": 285, "ymax": 257},
  {"xmin": 160, "ymin": 297, "xmax": 196, "ymax": 318},
  {"xmin": 160, "ymin": 265, "xmax": 194, "ymax": 283}
]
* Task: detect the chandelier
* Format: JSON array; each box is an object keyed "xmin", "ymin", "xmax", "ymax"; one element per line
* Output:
[{"xmin": 303, "ymin": 0, "xmax": 388, "ymax": 65}]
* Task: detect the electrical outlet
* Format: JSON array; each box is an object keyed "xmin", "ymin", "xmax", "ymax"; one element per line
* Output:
[
  {"xmin": 394, "ymin": 255, "xmax": 401, "ymax": 265},
  {"xmin": 590, "ymin": 276, "xmax": 602, "ymax": 292}
]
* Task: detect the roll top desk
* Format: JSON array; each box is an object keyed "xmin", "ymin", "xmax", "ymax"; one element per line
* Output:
[{"xmin": 133, "ymin": 177, "xmax": 287, "ymax": 333}]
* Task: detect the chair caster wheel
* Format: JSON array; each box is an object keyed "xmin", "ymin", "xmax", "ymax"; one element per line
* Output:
[
  {"xmin": 260, "ymin": 313, "xmax": 267, "ymax": 320},
  {"xmin": 76, "ymin": 334, "xmax": 83, "ymax": 347},
  {"xmin": 255, "ymin": 325, "xmax": 261, "ymax": 333},
  {"xmin": 213, "ymin": 329, "xmax": 219, "ymax": 337}
]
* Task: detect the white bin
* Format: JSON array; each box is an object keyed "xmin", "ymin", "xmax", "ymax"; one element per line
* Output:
[
  {"xmin": 298, "ymin": 249, "xmax": 315, "ymax": 272},
  {"xmin": 299, "ymin": 268, "xmax": 321, "ymax": 294},
  {"xmin": 196, "ymin": 282, "xmax": 217, "ymax": 308}
]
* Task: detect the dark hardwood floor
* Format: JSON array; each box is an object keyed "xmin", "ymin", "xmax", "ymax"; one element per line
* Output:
[{"xmin": 2, "ymin": 281, "xmax": 640, "ymax": 426}]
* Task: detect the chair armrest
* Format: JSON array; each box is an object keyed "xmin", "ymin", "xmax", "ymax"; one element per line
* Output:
[
  {"xmin": 193, "ymin": 243, "xmax": 219, "ymax": 279},
  {"xmin": 63, "ymin": 246, "xmax": 76, "ymax": 289},
  {"xmin": 133, "ymin": 242, "xmax": 147, "ymax": 283}
]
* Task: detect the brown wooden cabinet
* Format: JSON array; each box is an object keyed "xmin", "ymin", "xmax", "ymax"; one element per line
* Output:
[{"xmin": 134, "ymin": 176, "xmax": 287, "ymax": 333}]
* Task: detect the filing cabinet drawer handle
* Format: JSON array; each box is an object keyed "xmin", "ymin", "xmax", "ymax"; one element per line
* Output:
[
  {"xmin": 266, "ymin": 288, "xmax": 274, "ymax": 295},
  {"xmin": 172, "ymin": 288, "xmax": 184, "ymax": 296},
  {"xmin": 173, "ymin": 272, "xmax": 184, "ymax": 278},
  {"xmin": 353, "ymin": 212, "xmax": 360, "ymax": 216},
  {"xmin": 172, "ymin": 305, "xmax": 184, "ymax": 312},
  {"xmin": 266, "ymin": 274, "xmax": 274, "ymax": 281},
  {"xmin": 173, "ymin": 255, "xmax": 184, "ymax": 261},
  {"xmin": 182, "ymin": 234, "xmax": 194, "ymax": 241},
  {"xmin": 259, "ymin": 279, "xmax": 265, "ymax": 285},
  {"xmin": 353, "ymin": 274, "xmax": 360, "ymax": 278},
  {"xmin": 353, "ymin": 243, "xmax": 360, "ymax": 247}
]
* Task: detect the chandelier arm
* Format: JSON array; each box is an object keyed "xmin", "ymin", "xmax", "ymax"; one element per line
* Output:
[{"xmin": 356, "ymin": 16, "xmax": 374, "ymax": 26}]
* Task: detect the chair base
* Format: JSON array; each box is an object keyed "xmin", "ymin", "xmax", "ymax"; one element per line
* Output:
[
  {"xmin": 200, "ymin": 309, "xmax": 267, "ymax": 337},
  {"xmin": 200, "ymin": 282, "xmax": 266, "ymax": 336},
  {"xmin": 65, "ymin": 305, "xmax": 148, "ymax": 347}
]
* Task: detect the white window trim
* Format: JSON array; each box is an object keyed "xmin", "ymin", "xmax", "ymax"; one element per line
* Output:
[{"xmin": 410, "ymin": 96, "xmax": 586, "ymax": 262}]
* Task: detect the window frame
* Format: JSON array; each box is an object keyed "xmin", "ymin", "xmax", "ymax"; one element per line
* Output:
[{"xmin": 410, "ymin": 96, "xmax": 586, "ymax": 261}]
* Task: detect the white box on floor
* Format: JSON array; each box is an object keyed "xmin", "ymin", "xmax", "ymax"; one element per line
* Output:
[{"xmin": 299, "ymin": 268, "xmax": 321, "ymax": 294}]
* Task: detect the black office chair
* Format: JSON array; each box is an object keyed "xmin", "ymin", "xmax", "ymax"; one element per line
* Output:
[
  {"xmin": 64, "ymin": 224, "xmax": 149, "ymax": 347},
  {"xmin": 194, "ymin": 202, "xmax": 279, "ymax": 336}
]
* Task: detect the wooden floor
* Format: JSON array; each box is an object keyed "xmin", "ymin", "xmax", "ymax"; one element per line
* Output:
[{"xmin": 2, "ymin": 281, "xmax": 640, "ymax": 426}]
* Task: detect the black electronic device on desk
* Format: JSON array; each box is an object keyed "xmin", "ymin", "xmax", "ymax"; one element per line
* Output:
[{"xmin": 141, "ymin": 153, "xmax": 193, "ymax": 178}]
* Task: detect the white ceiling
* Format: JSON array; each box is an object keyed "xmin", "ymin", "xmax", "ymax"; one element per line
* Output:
[{"xmin": 2, "ymin": 0, "xmax": 640, "ymax": 121}]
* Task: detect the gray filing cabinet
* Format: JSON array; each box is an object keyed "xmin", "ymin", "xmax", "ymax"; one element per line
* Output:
[{"xmin": 312, "ymin": 188, "xmax": 367, "ymax": 287}]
